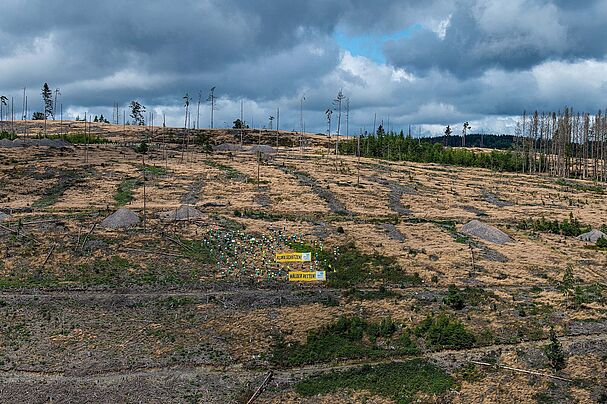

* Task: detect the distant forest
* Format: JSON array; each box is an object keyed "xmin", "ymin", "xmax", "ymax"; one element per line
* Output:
[
  {"xmin": 419, "ymin": 134, "xmax": 515, "ymax": 149},
  {"xmin": 339, "ymin": 108, "xmax": 607, "ymax": 182}
]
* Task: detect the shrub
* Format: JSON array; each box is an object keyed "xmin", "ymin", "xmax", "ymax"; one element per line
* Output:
[
  {"xmin": 414, "ymin": 314, "xmax": 476, "ymax": 350},
  {"xmin": 518, "ymin": 213, "xmax": 591, "ymax": 237},
  {"xmin": 444, "ymin": 285, "xmax": 466, "ymax": 310},
  {"xmin": 272, "ymin": 316, "xmax": 417, "ymax": 366},
  {"xmin": 135, "ymin": 141, "xmax": 149, "ymax": 154},
  {"xmin": 295, "ymin": 359, "xmax": 454, "ymax": 403},
  {"xmin": 544, "ymin": 327, "xmax": 566, "ymax": 370}
]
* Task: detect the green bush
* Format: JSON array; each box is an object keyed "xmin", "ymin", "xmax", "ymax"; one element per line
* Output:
[
  {"xmin": 295, "ymin": 359, "xmax": 454, "ymax": 404},
  {"xmin": 414, "ymin": 314, "xmax": 476, "ymax": 350},
  {"xmin": 288, "ymin": 241, "xmax": 422, "ymax": 288},
  {"xmin": 135, "ymin": 141, "xmax": 149, "ymax": 154},
  {"xmin": 544, "ymin": 327, "xmax": 566, "ymax": 370},
  {"xmin": 115, "ymin": 178, "xmax": 141, "ymax": 206},
  {"xmin": 0, "ymin": 131, "xmax": 16, "ymax": 140},
  {"xmin": 443, "ymin": 285, "xmax": 494, "ymax": 310},
  {"xmin": 272, "ymin": 316, "xmax": 417, "ymax": 366},
  {"xmin": 517, "ymin": 213, "xmax": 591, "ymax": 237},
  {"xmin": 444, "ymin": 285, "xmax": 466, "ymax": 310}
]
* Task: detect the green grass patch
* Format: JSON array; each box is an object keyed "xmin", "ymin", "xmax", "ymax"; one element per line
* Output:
[
  {"xmin": 36, "ymin": 133, "xmax": 110, "ymax": 144},
  {"xmin": 0, "ymin": 131, "xmax": 16, "ymax": 140},
  {"xmin": 556, "ymin": 178, "xmax": 604, "ymax": 194},
  {"xmin": 573, "ymin": 283, "xmax": 605, "ymax": 307},
  {"xmin": 115, "ymin": 177, "xmax": 142, "ymax": 206},
  {"xmin": 233, "ymin": 209, "xmax": 287, "ymax": 222},
  {"xmin": 517, "ymin": 213, "xmax": 591, "ymax": 237},
  {"xmin": 203, "ymin": 160, "xmax": 249, "ymax": 181},
  {"xmin": 32, "ymin": 170, "xmax": 81, "ymax": 208},
  {"xmin": 139, "ymin": 164, "xmax": 167, "ymax": 176},
  {"xmin": 414, "ymin": 314, "xmax": 476, "ymax": 350},
  {"xmin": 272, "ymin": 316, "xmax": 419, "ymax": 367},
  {"xmin": 288, "ymin": 241, "xmax": 422, "ymax": 288},
  {"xmin": 159, "ymin": 296, "xmax": 196, "ymax": 308},
  {"xmin": 295, "ymin": 359, "xmax": 454, "ymax": 403},
  {"xmin": 443, "ymin": 285, "xmax": 496, "ymax": 310}
]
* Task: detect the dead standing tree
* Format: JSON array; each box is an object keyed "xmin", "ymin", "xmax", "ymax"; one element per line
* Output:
[
  {"xmin": 325, "ymin": 108, "xmax": 332, "ymax": 156},
  {"xmin": 514, "ymin": 107, "xmax": 607, "ymax": 182},
  {"xmin": 0, "ymin": 96, "xmax": 7, "ymax": 124},
  {"xmin": 208, "ymin": 86, "xmax": 216, "ymax": 129},
  {"xmin": 461, "ymin": 121, "xmax": 470, "ymax": 147},
  {"xmin": 182, "ymin": 93, "xmax": 190, "ymax": 163},
  {"xmin": 333, "ymin": 90, "xmax": 346, "ymax": 169}
]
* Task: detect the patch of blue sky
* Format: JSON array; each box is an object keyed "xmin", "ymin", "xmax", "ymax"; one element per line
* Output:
[{"xmin": 333, "ymin": 24, "xmax": 421, "ymax": 64}]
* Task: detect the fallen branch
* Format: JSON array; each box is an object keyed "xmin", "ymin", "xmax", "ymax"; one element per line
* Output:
[
  {"xmin": 0, "ymin": 223, "xmax": 18, "ymax": 234},
  {"xmin": 19, "ymin": 219, "xmax": 61, "ymax": 226},
  {"xmin": 40, "ymin": 244, "xmax": 57, "ymax": 270},
  {"xmin": 470, "ymin": 360, "xmax": 573, "ymax": 382},
  {"xmin": 79, "ymin": 223, "xmax": 97, "ymax": 251},
  {"xmin": 162, "ymin": 233, "xmax": 195, "ymax": 253},
  {"xmin": 247, "ymin": 371, "xmax": 273, "ymax": 404}
]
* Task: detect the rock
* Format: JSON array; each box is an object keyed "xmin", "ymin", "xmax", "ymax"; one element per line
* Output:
[
  {"xmin": 0, "ymin": 138, "xmax": 72, "ymax": 148},
  {"xmin": 101, "ymin": 208, "xmax": 140, "ymax": 229},
  {"xmin": 249, "ymin": 144, "xmax": 276, "ymax": 154},
  {"xmin": 460, "ymin": 220, "xmax": 511, "ymax": 245},
  {"xmin": 160, "ymin": 205, "xmax": 203, "ymax": 221},
  {"xmin": 0, "ymin": 211, "xmax": 10, "ymax": 221},
  {"xmin": 577, "ymin": 229, "xmax": 607, "ymax": 243}
]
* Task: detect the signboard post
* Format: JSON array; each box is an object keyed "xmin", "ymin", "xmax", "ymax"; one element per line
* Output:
[
  {"xmin": 288, "ymin": 271, "xmax": 326, "ymax": 282},
  {"xmin": 276, "ymin": 252, "xmax": 326, "ymax": 282},
  {"xmin": 275, "ymin": 252, "xmax": 311, "ymax": 263}
]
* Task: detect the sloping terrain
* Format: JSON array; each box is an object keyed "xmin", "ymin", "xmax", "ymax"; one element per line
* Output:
[{"xmin": 0, "ymin": 127, "xmax": 606, "ymax": 403}]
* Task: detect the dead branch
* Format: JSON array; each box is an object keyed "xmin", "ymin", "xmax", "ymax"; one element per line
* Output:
[
  {"xmin": 247, "ymin": 371, "xmax": 273, "ymax": 404},
  {"xmin": 470, "ymin": 360, "xmax": 573, "ymax": 382},
  {"xmin": 40, "ymin": 244, "xmax": 57, "ymax": 270}
]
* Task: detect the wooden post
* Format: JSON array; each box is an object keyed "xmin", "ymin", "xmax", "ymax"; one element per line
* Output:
[{"xmin": 142, "ymin": 154, "xmax": 147, "ymax": 232}]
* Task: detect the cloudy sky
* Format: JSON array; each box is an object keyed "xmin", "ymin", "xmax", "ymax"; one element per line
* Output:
[{"xmin": 1, "ymin": 0, "xmax": 606, "ymax": 136}]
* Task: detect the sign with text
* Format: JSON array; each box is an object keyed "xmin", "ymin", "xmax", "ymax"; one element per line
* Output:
[
  {"xmin": 288, "ymin": 271, "xmax": 326, "ymax": 282},
  {"xmin": 276, "ymin": 252, "xmax": 312, "ymax": 263}
]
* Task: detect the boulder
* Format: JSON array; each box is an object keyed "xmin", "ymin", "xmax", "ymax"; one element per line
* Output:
[
  {"xmin": 577, "ymin": 229, "xmax": 607, "ymax": 243},
  {"xmin": 460, "ymin": 220, "xmax": 511, "ymax": 245},
  {"xmin": 160, "ymin": 205, "xmax": 203, "ymax": 221},
  {"xmin": 249, "ymin": 144, "xmax": 276, "ymax": 154},
  {"xmin": 101, "ymin": 208, "xmax": 140, "ymax": 229}
]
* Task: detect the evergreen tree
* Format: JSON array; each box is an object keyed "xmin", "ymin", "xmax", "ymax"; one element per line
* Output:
[
  {"xmin": 544, "ymin": 327, "xmax": 566, "ymax": 370},
  {"xmin": 129, "ymin": 101, "xmax": 146, "ymax": 125},
  {"xmin": 41, "ymin": 83, "xmax": 54, "ymax": 119}
]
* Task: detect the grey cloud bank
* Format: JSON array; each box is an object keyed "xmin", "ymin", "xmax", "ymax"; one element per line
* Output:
[{"xmin": 0, "ymin": 0, "xmax": 606, "ymax": 135}]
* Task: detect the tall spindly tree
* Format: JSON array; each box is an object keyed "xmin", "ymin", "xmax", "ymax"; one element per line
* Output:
[
  {"xmin": 0, "ymin": 96, "xmax": 7, "ymax": 122},
  {"xmin": 42, "ymin": 83, "xmax": 53, "ymax": 119},
  {"xmin": 129, "ymin": 101, "xmax": 146, "ymax": 125}
]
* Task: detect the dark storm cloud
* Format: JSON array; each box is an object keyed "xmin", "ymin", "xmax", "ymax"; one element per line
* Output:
[
  {"xmin": 0, "ymin": 0, "xmax": 606, "ymax": 134},
  {"xmin": 384, "ymin": 0, "xmax": 607, "ymax": 77}
]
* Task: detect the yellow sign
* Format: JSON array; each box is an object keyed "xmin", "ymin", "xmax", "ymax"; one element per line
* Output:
[
  {"xmin": 276, "ymin": 252, "xmax": 312, "ymax": 263},
  {"xmin": 288, "ymin": 271, "xmax": 326, "ymax": 282}
]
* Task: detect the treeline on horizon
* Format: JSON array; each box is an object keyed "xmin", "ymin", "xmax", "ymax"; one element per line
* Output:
[
  {"xmin": 419, "ymin": 133, "xmax": 516, "ymax": 149},
  {"xmin": 338, "ymin": 127, "xmax": 526, "ymax": 173},
  {"xmin": 339, "ymin": 108, "xmax": 607, "ymax": 182}
]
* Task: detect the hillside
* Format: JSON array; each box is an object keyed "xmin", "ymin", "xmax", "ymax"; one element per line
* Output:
[{"xmin": 0, "ymin": 124, "xmax": 606, "ymax": 403}]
